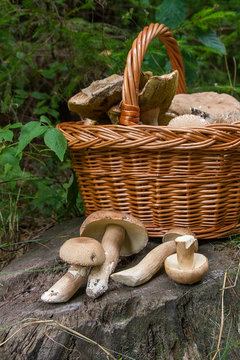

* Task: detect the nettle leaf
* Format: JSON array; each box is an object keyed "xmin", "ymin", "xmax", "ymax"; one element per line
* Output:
[
  {"xmin": 156, "ymin": 0, "xmax": 186, "ymax": 28},
  {"xmin": 18, "ymin": 121, "xmax": 47, "ymax": 152},
  {"xmin": 196, "ymin": 29, "xmax": 226, "ymax": 55},
  {"xmin": 44, "ymin": 128, "xmax": 67, "ymax": 161}
]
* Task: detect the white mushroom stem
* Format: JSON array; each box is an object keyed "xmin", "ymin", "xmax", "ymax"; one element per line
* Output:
[
  {"xmin": 86, "ymin": 224, "xmax": 125, "ymax": 299},
  {"xmin": 41, "ymin": 265, "xmax": 87, "ymax": 303},
  {"xmin": 111, "ymin": 240, "xmax": 176, "ymax": 286},
  {"xmin": 175, "ymin": 235, "xmax": 196, "ymax": 270}
]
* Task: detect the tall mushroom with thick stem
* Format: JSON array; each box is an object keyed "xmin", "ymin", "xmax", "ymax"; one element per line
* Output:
[
  {"xmin": 79, "ymin": 210, "xmax": 148, "ymax": 299},
  {"xmin": 111, "ymin": 227, "xmax": 198, "ymax": 287},
  {"xmin": 41, "ymin": 237, "xmax": 105, "ymax": 303}
]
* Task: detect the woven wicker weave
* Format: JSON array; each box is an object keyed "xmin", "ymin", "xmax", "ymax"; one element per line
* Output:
[{"xmin": 57, "ymin": 23, "xmax": 240, "ymax": 239}]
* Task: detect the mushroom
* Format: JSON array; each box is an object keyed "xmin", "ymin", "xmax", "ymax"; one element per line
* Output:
[
  {"xmin": 79, "ymin": 210, "xmax": 148, "ymax": 298},
  {"xmin": 167, "ymin": 114, "xmax": 210, "ymax": 127},
  {"xmin": 139, "ymin": 70, "xmax": 178, "ymax": 126},
  {"xmin": 41, "ymin": 237, "xmax": 105, "ymax": 303},
  {"xmin": 168, "ymin": 91, "xmax": 240, "ymax": 124},
  {"xmin": 111, "ymin": 227, "xmax": 198, "ymax": 287},
  {"xmin": 164, "ymin": 235, "xmax": 208, "ymax": 284},
  {"xmin": 68, "ymin": 74, "xmax": 123, "ymax": 121},
  {"xmin": 107, "ymin": 71, "xmax": 178, "ymax": 125}
]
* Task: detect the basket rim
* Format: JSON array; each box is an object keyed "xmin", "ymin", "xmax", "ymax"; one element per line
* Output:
[{"xmin": 57, "ymin": 121, "xmax": 240, "ymax": 151}]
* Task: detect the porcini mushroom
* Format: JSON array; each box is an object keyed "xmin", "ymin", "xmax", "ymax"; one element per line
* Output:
[
  {"xmin": 168, "ymin": 92, "xmax": 240, "ymax": 124},
  {"xmin": 68, "ymin": 74, "xmax": 123, "ymax": 121},
  {"xmin": 164, "ymin": 235, "xmax": 208, "ymax": 284},
  {"xmin": 111, "ymin": 227, "xmax": 198, "ymax": 287},
  {"xmin": 107, "ymin": 71, "xmax": 178, "ymax": 125},
  {"xmin": 139, "ymin": 70, "xmax": 178, "ymax": 126},
  {"xmin": 79, "ymin": 210, "xmax": 148, "ymax": 298},
  {"xmin": 41, "ymin": 237, "xmax": 105, "ymax": 303}
]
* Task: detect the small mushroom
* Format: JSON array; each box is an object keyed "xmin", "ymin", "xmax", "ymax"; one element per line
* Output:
[
  {"xmin": 162, "ymin": 227, "xmax": 198, "ymax": 252},
  {"xmin": 80, "ymin": 210, "xmax": 148, "ymax": 298},
  {"xmin": 164, "ymin": 235, "xmax": 208, "ymax": 284},
  {"xmin": 111, "ymin": 227, "xmax": 198, "ymax": 287},
  {"xmin": 167, "ymin": 114, "xmax": 210, "ymax": 127},
  {"xmin": 68, "ymin": 74, "xmax": 123, "ymax": 121},
  {"xmin": 41, "ymin": 237, "xmax": 105, "ymax": 303}
]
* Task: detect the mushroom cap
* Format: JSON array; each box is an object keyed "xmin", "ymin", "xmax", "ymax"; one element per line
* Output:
[
  {"xmin": 168, "ymin": 114, "xmax": 210, "ymax": 127},
  {"xmin": 139, "ymin": 70, "xmax": 178, "ymax": 113},
  {"xmin": 162, "ymin": 227, "xmax": 198, "ymax": 252},
  {"xmin": 169, "ymin": 91, "xmax": 240, "ymax": 124},
  {"xmin": 68, "ymin": 74, "xmax": 123, "ymax": 120},
  {"xmin": 59, "ymin": 237, "xmax": 106, "ymax": 266},
  {"xmin": 80, "ymin": 210, "xmax": 148, "ymax": 256},
  {"xmin": 164, "ymin": 253, "xmax": 208, "ymax": 284}
]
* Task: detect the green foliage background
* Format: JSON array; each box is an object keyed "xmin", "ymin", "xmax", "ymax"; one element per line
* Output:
[{"xmin": 0, "ymin": 0, "xmax": 240, "ymax": 248}]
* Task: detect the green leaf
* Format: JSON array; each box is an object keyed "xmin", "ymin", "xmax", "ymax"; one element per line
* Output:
[
  {"xmin": 44, "ymin": 128, "xmax": 67, "ymax": 161},
  {"xmin": 33, "ymin": 106, "xmax": 49, "ymax": 115},
  {"xmin": 31, "ymin": 91, "xmax": 49, "ymax": 100},
  {"xmin": 0, "ymin": 147, "xmax": 21, "ymax": 176},
  {"xmin": 0, "ymin": 147, "xmax": 19, "ymax": 166},
  {"xmin": 155, "ymin": 0, "xmax": 186, "ymax": 28},
  {"xmin": 40, "ymin": 69, "xmax": 55, "ymax": 79},
  {"xmin": 18, "ymin": 121, "xmax": 47, "ymax": 152},
  {"xmin": 0, "ymin": 129, "xmax": 13, "ymax": 142},
  {"xmin": 196, "ymin": 29, "xmax": 226, "ymax": 55},
  {"xmin": 40, "ymin": 115, "xmax": 52, "ymax": 125},
  {"xmin": 9, "ymin": 123, "xmax": 23, "ymax": 129},
  {"xmin": 48, "ymin": 108, "xmax": 59, "ymax": 119}
]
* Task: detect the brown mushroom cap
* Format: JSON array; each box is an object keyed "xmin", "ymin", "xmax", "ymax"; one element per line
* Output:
[
  {"xmin": 80, "ymin": 210, "xmax": 148, "ymax": 256},
  {"xmin": 162, "ymin": 227, "xmax": 198, "ymax": 252},
  {"xmin": 139, "ymin": 70, "xmax": 178, "ymax": 112},
  {"xmin": 59, "ymin": 237, "xmax": 106, "ymax": 266},
  {"xmin": 164, "ymin": 253, "xmax": 208, "ymax": 284},
  {"xmin": 68, "ymin": 74, "xmax": 123, "ymax": 120}
]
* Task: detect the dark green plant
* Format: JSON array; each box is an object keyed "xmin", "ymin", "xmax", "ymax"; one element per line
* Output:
[{"xmin": 0, "ymin": 0, "xmax": 240, "ymax": 247}]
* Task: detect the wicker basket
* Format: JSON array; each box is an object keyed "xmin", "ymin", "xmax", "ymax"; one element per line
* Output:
[{"xmin": 57, "ymin": 23, "xmax": 240, "ymax": 239}]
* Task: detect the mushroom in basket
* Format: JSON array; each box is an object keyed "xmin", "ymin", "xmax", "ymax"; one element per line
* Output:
[{"xmin": 107, "ymin": 70, "xmax": 179, "ymax": 126}]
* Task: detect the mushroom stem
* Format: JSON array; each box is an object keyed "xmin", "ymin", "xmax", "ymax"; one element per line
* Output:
[
  {"xmin": 86, "ymin": 224, "xmax": 125, "ymax": 298},
  {"xmin": 175, "ymin": 235, "xmax": 195, "ymax": 270},
  {"xmin": 41, "ymin": 265, "xmax": 87, "ymax": 303},
  {"xmin": 140, "ymin": 108, "xmax": 160, "ymax": 126},
  {"xmin": 111, "ymin": 240, "xmax": 176, "ymax": 287}
]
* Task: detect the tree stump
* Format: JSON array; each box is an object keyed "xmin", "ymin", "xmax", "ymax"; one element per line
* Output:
[{"xmin": 0, "ymin": 218, "xmax": 239, "ymax": 360}]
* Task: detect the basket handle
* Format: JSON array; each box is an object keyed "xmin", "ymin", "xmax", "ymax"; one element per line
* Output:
[{"xmin": 120, "ymin": 23, "xmax": 187, "ymax": 126}]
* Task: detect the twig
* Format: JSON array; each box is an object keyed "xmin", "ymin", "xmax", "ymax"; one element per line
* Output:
[
  {"xmin": 0, "ymin": 319, "xmax": 118, "ymax": 360},
  {"xmin": 232, "ymin": 57, "xmax": 237, "ymax": 95},
  {"xmin": 211, "ymin": 271, "xmax": 227, "ymax": 360},
  {"xmin": 221, "ymin": 262, "xmax": 239, "ymax": 290}
]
